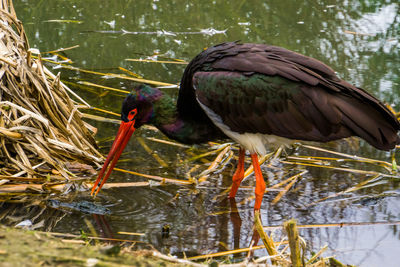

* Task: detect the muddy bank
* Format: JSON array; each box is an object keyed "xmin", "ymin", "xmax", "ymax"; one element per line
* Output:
[{"xmin": 0, "ymin": 226, "xmax": 188, "ymax": 267}]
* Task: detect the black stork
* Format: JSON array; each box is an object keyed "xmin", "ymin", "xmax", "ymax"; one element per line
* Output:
[{"xmin": 91, "ymin": 41, "xmax": 400, "ymax": 210}]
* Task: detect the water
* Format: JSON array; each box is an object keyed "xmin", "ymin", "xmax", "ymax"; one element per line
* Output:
[{"xmin": 3, "ymin": 1, "xmax": 400, "ymax": 266}]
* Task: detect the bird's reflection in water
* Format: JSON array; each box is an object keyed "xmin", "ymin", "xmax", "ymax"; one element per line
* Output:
[
  {"xmin": 222, "ymin": 197, "xmax": 261, "ymax": 259},
  {"xmin": 88, "ymin": 195, "xmax": 263, "ymax": 260},
  {"xmin": 92, "ymin": 214, "xmax": 114, "ymax": 241}
]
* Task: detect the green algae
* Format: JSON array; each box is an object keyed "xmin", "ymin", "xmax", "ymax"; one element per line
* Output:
[{"xmin": 0, "ymin": 226, "xmax": 186, "ymax": 267}]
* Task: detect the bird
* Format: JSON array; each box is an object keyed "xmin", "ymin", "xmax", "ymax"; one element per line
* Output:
[{"xmin": 91, "ymin": 41, "xmax": 400, "ymax": 210}]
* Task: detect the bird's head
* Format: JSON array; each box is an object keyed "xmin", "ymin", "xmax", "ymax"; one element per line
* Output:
[
  {"xmin": 91, "ymin": 84, "xmax": 161, "ymax": 196},
  {"xmin": 121, "ymin": 84, "xmax": 162, "ymax": 127}
]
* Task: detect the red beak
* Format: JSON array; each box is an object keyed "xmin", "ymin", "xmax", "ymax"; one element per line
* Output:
[{"xmin": 91, "ymin": 119, "xmax": 136, "ymax": 196}]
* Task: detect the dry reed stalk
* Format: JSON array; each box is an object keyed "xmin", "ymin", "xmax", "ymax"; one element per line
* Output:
[
  {"xmin": 187, "ymin": 143, "xmax": 232, "ymax": 162},
  {"xmin": 186, "ymin": 243, "xmax": 288, "ymax": 261},
  {"xmin": 117, "ymin": 231, "xmax": 145, "ymax": 236},
  {"xmin": 43, "ymin": 44, "xmax": 80, "ymax": 54},
  {"xmin": 307, "ymin": 174, "xmax": 383, "ymax": 206},
  {"xmin": 118, "ymin": 66, "xmax": 143, "ymax": 78},
  {"xmin": 113, "ymin": 167, "xmax": 193, "ymax": 185},
  {"xmin": 271, "ymin": 171, "xmax": 307, "ymax": 205},
  {"xmin": 78, "ymin": 81, "xmax": 130, "ymax": 94},
  {"xmin": 80, "ymin": 113, "xmax": 120, "ymax": 124},
  {"xmin": 36, "ymin": 231, "xmax": 145, "ymax": 244},
  {"xmin": 0, "ymin": 0, "xmax": 102, "ymax": 192},
  {"xmin": 125, "ymin": 58, "xmax": 188, "ymax": 64},
  {"xmin": 301, "ymin": 144, "xmax": 393, "ymax": 168},
  {"xmin": 306, "ymin": 245, "xmax": 327, "ymax": 265},
  {"xmin": 284, "ymin": 219, "xmax": 302, "ymax": 267},
  {"xmin": 136, "ymin": 137, "xmax": 168, "ymax": 168},
  {"xmin": 197, "ymin": 145, "xmax": 233, "ymax": 183},
  {"xmin": 280, "ymin": 160, "xmax": 396, "ymax": 178},
  {"xmin": 146, "ymin": 137, "xmax": 191, "ymax": 148},
  {"xmin": 254, "ymin": 210, "xmax": 278, "ymax": 265},
  {"xmin": 1, "ymin": 181, "xmax": 149, "ymax": 194},
  {"xmin": 263, "ymin": 220, "xmax": 400, "ymax": 231},
  {"xmin": 60, "ymin": 64, "xmax": 176, "ymax": 87}
]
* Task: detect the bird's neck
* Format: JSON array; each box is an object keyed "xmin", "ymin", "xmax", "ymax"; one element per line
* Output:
[{"xmin": 151, "ymin": 91, "xmax": 222, "ymax": 144}]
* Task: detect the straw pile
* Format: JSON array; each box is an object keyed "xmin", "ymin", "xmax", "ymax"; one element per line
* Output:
[{"xmin": 0, "ymin": 0, "xmax": 102, "ymax": 183}]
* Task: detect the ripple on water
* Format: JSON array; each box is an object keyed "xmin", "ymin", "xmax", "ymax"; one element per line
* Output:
[{"xmin": 101, "ymin": 187, "xmax": 175, "ymax": 218}]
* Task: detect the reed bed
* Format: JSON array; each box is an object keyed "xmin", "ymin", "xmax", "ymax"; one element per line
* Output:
[{"xmin": 0, "ymin": 0, "xmax": 102, "ymax": 193}]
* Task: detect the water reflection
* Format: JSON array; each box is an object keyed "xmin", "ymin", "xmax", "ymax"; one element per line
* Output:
[
  {"xmin": 2, "ymin": 0, "xmax": 399, "ymax": 265},
  {"xmin": 18, "ymin": 1, "xmax": 400, "ymax": 103}
]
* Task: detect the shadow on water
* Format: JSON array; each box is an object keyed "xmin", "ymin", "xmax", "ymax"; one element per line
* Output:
[{"xmin": 2, "ymin": 0, "xmax": 400, "ymax": 266}]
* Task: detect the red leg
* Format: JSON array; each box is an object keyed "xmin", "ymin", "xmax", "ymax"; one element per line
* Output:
[
  {"xmin": 251, "ymin": 153, "xmax": 266, "ymax": 210},
  {"xmin": 228, "ymin": 147, "xmax": 245, "ymax": 198}
]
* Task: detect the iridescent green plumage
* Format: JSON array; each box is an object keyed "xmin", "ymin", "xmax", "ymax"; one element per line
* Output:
[{"xmin": 123, "ymin": 85, "xmax": 225, "ymax": 144}]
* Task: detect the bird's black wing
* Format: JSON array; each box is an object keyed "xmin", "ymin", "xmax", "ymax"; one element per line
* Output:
[
  {"xmin": 179, "ymin": 42, "xmax": 399, "ymax": 150},
  {"xmin": 193, "ymin": 71, "xmax": 399, "ymax": 150},
  {"xmin": 179, "ymin": 41, "xmax": 340, "ymax": 121}
]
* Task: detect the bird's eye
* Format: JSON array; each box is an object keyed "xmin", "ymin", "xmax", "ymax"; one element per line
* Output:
[{"xmin": 128, "ymin": 108, "xmax": 137, "ymax": 121}]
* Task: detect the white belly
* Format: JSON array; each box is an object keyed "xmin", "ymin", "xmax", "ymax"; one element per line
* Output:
[{"xmin": 198, "ymin": 101, "xmax": 293, "ymax": 155}]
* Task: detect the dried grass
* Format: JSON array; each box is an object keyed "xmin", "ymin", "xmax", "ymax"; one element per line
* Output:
[{"xmin": 0, "ymin": 0, "xmax": 102, "ymax": 190}]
